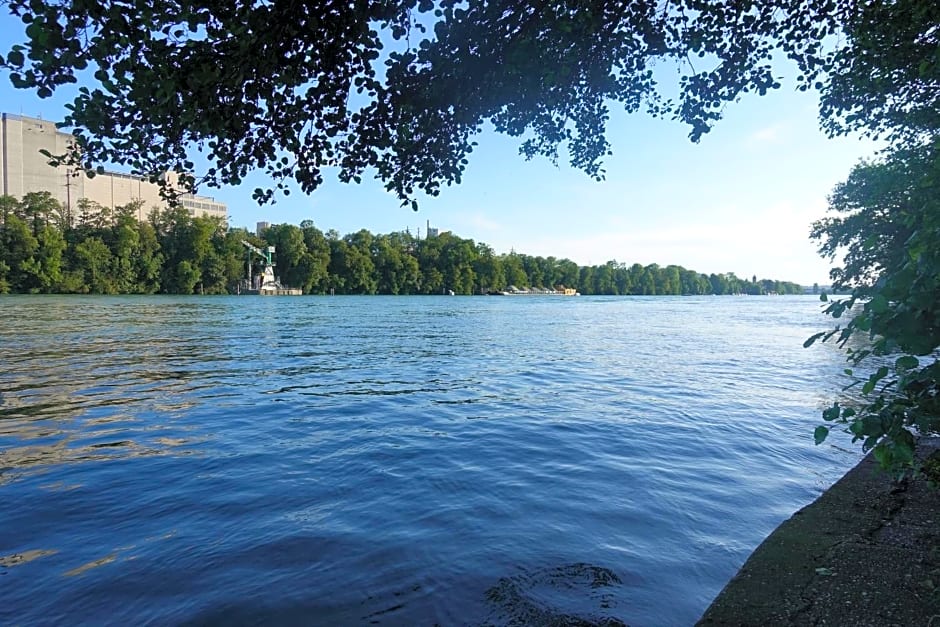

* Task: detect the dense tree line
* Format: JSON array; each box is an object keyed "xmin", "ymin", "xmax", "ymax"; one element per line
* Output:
[{"xmin": 0, "ymin": 192, "xmax": 802, "ymax": 296}]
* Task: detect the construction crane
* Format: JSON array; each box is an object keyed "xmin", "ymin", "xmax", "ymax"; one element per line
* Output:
[{"xmin": 241, "ymin": 240, "xmax": 277, "ymax": 290}]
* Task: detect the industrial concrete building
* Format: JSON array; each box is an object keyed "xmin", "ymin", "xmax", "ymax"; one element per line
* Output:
[{"xmin": 0, "ymin": 113, "xmax": 227, "ymax": 222}]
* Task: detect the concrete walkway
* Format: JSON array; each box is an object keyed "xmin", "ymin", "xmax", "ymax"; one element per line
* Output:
[{"xmin": 698, "ymin": 440, "xmax": 940, "ymax": 626}]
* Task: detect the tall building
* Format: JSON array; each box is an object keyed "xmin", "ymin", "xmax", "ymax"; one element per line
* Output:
[{"xmin": 0, "ymin": 113, "xmax": 227, "ymax": 222}]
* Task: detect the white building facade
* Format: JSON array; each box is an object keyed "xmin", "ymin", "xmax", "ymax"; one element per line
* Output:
[{"xmin": 0, "ymin": 113, "xmax": 227, "ymax": 222}]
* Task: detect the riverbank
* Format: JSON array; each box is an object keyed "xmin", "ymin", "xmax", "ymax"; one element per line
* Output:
[{"xmin": 698, "ymin": 438, "xmax": 940, "ymax": 625}]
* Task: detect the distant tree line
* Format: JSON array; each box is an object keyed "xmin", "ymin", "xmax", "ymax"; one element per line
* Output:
[{"xmin": 0, "ymin": 192, "xmax": 803, "ymax": 296}]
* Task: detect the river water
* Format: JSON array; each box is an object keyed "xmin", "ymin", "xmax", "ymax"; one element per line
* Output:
[{"xmin": 0, "ymin": 295, "xmax": 861, "ymax": 626}]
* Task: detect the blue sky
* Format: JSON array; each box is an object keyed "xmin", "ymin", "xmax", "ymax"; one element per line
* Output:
[{"xmin": 0, "ymin": 14, "xmax": 879, "ymax": 285}]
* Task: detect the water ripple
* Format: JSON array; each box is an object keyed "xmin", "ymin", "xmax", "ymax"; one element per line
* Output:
[{"xmin": 0, "ymin": 295, "xmax": 860, "ymax": 625}]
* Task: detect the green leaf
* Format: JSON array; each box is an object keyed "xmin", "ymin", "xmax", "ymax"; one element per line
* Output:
[
  {"xmin": 819, "ymin": 293, "xmax": 828, "ymax": 302},
  {"xmin": 868, "ymin": 294, "xmax": 888, "ymax": 313},
  {"xmin": 895, "ymin": 355, "xmax": 918, "ymax": 370},
  {"xmin": 873, "ymin": 445, "xmax": 890, "ymax": 466},
  {"xmin": 25, "ymin": 20, "xmax": 43, "ymax": 41},
  {"xmin": 803, "ymin": 332, "xmax": 825, "ymax": 348},
  {"xmin": 814, "ymin": 425, "xmax": 829, "ymax": 445}
]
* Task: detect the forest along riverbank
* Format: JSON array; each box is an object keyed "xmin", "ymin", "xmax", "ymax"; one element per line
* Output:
[{"xmin": 698, "ymin": 438, "xmax": 940, "ymax": 626}]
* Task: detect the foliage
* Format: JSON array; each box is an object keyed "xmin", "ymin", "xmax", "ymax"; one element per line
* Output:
[
  {"xmin": 0, "ymin": 193, "xmax": 803, "ymax": 297},
  {"xmin": 809, "ymin": 139, "xmax": 940, "ymax": 475},
  {"xmin": 815, "ymin": 0, "xmax": 940, "ymax": 144},
  {"xmin": 804, "ymin": 0, "xmax": 939, "ymax": 476},
  {"xmin": 0, "ymin": 0, "xmax": 867, "ymax": 206}
]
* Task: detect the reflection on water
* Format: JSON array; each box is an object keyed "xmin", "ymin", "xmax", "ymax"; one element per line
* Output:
[
  {"xmin": 64, "ymin": 554, "xmax": 118, "ymax": 578},
  {"xmin": 0, "ymin": 435, "xmax": 200, "ymax": 483},
  {"xmin": 485, "ymin": 563, "xmax": 627, "ymax": 626},
  {"xmin": 0, "ymin": 295, "xmax": 860, "ymax": 625},
  {"xmin": 0, "ymin": 549, "xmax": 58, "ymax": 568}
]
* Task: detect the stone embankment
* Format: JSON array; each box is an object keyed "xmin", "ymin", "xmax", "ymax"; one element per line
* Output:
[{"xmin": 698, "ymin": 439, "xmax": 940, "ymax": 626}]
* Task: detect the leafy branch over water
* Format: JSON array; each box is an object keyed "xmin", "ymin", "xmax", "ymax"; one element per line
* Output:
[
  {"xmin": 807, "ymin": 0, "xmax": 939, "ymax": 476},
  {"xmin": 809, "ymin": 141, "xmax": 940, "ymax": 476}
]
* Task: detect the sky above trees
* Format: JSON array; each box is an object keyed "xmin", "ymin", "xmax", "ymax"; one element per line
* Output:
[{"xmin": 0, "ymin": 10, "xmax": 879, "ymax": 285}]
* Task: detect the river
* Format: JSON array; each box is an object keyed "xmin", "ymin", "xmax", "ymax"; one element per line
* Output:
[{"xmin": 0, "ymin": 295, "xmax": 861, "ymax": 625}]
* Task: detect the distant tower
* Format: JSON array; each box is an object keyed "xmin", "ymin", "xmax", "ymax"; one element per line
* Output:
[{"xmin": 256, "ymin": 221, "xmax": 271, "ymax": 237}]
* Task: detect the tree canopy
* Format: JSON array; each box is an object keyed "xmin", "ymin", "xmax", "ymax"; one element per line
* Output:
[
  {"xmin": 809, "ymin": 138, "xmax": 940, "ymax": 473},
  {"xmin": 804, "ymin": 0, "xmax": 939, "ymax": 474},
  {"xmin": 0, "ymin": 0, "xmax": 887, "ymax": 206}
]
